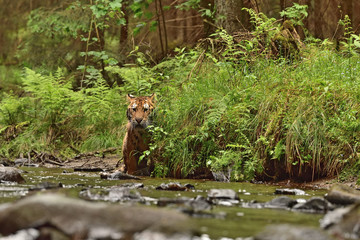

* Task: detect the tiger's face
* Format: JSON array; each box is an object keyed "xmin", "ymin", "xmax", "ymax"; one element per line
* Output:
[{"xmin": 126, "ymin": 93, "xmax": 155, "ymax": 129}]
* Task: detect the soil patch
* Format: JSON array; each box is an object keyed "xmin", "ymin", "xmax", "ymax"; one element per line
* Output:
[{"xmin": 61, "ymin": 154, "xmax": 121, "ymax": 171}]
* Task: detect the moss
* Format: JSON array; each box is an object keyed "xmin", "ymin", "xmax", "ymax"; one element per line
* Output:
[{"xmin": 272, "ymin": 20, "xmax": 301, "ymax": 60}]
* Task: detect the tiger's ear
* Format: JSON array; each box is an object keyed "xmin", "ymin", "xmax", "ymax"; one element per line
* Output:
[
  {"xmin": 148, "ymin": 93, "xmax": 155, "ymax": 101},
  {"xmin": 127, "ymin": 94, "xmax": 135, "ymax": 101}
]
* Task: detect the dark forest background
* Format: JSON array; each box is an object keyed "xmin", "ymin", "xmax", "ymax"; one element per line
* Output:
[{"xmin": 1, "ymin": 0, "xmax": 359, "ymax": 68}]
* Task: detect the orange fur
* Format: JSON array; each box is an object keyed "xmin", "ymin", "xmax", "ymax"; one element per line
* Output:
[{"xmin": 122, "ymin": 94, "xmax": 155, "ymax": 175}]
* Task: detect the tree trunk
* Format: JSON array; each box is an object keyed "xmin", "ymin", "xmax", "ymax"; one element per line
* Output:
[
  {"xmin": 215, "ymin": 0, "xmax": 251, "ymax": 33},
  {"xmin": 200, "ymin": 0, "xmax": 215, "ymax": 36}
]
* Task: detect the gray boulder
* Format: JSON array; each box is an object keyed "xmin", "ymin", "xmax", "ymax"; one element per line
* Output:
[
  {"xmin": 0, "ymin": 167, "xmax": 25, "ymax": 183},
  {"xmin": 265, "ymin": 196, "xmax": 297, "ymax": 209},
  {"xmin": 79, "ymin": 186, "xmax": 143, "ymax": 202},
  {"xmin": 275, "ymin": 188, "xmax": 306, "ymax": 195},
  {"xmin": 0, "ymin": 193, "xmax": 197, "ymax": 239},
  {"xmin": 321, "ymin": 203, "xmax": 360, "ymax": 239},
  {"xmin": 207, "ymin": 189, "xmax": 238, "ymax": 200},
  {"xmin": 292, "ymin": 197, "xmax": 331, "ymax": 213},
  {"xmin": 325, "ymin": 184, "xmax": 360, "ymax": 205}
]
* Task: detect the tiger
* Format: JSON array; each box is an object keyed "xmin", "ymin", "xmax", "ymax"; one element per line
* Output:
[{"xmin": 122, "ymin": 93, "xmax": 155, "ymax": 175}]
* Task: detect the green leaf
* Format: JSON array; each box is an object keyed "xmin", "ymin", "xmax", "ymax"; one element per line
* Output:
[
  {"xmin": 144, "ymin": 11, "xmax": 153, "ymax": 19},
  {"xmin": 354, "ymin": 40, "xmax": 360, "ymax": 49},
  {"xmin": 133, "ymin": 26, "xmax": 142, "ymax": 35},
  {"xmin": 150, "ymin": 21, "xmax": 158, "ymax": 32},
  {"xmin": 117, "ymin": 18, "xmax": 126, "ymax": 25},
  {"xmin": 109, "ymin": 1, "xmax": 122, "ymax": 10}
]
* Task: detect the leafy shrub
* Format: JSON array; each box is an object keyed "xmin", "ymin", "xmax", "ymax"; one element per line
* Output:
[
  {"xmin": 0, "ymin": 68, "xmax": 126, "ymax": 157},
  {"xmin": 145, "ymin": 44, "xmax": 360, "ymax": 181}
]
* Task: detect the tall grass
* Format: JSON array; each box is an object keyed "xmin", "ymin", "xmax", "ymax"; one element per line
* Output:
[
  {"xmin": 0, "ymin": 46, "xmax": 359, "ymax": 181},
  {"xmin": 147, "ymin": 47, "xmax": 360, "ymax": 181}
]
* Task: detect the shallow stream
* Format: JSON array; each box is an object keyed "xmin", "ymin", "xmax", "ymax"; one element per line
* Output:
[{"xmin": 0, "ymin": 167, "xmax": 328, "ymax": 239}]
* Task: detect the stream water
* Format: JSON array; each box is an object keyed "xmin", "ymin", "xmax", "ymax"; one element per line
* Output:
[{"xmin": 0, "ymin": 167, "xmax": 328, "ymax": 239}]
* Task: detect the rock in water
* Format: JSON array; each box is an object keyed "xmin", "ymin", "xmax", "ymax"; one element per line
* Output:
[
  {"xmin": 275, "ymin": 188, "xmax": 306, "ymax": 195},
  {"xmin": 321, "ymin": 203, "xmax": 360, "ymax": 239},
  {"xmin": 79, "ymin": 187, "xmax": 143, "ymax": 202},
  {"xmin": 156, "ymin": 182, "xmax": 194, "ymax": 191},
  {"xmin": 0, "ymin": 193, "xmax": 197, "ymax": 239},
  {"xmin": 100, "ymin": 171, "xmax": 141, "ymax": 180},
  {"xmin": 29, "ymin": 182, "xmax": 63, "ymax": 191},
  {"xmin": 255, "ymin": 224, "xmax": 332, "ymax": 240},
  {"xmin": 292, "ymin": 197, "xmax": 331, "ymax": 213},
  {"xmin": 0, "ymin": 167, "xmax": 25, "ymax": 183},
  {"xmin": 118, "ymin": 182, "xmax": 144, "ymax": 189},
  {"xmin": 265, "ymin": 196, "xmax": 297, "ymax": 209},
  {"xmin": 207, "ymin": 189, "xmax": 238, "ymax": 200},
  {"xmin": 325, "ymin": 184, "xmax": 360, "ymax": 205}
]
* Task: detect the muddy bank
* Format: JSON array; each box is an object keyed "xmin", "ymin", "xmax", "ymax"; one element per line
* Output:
[{"xmin": 6, "ymin": 153, "xmax": 358, "ymax": 189}]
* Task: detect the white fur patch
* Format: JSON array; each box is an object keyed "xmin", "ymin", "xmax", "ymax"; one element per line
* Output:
[
  {"xmin": 132, "ymin": 103, "xmax": 137, "ymax": 108},
  {"xmin": 143, "ymin": 103, "xmax": 149, "ymax": 109}
]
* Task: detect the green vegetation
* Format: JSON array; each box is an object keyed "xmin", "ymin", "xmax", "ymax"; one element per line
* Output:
[
  {"xmin": 0, "ymin": 68, "xmax": 126, "ymax": 157},
  {"xmin": 1, "ymin": 2, "xmax": 360, "ymax": 182},
  {"xmin": 149, "ymin": 47, "xmax": 360, "ymax": 181}
]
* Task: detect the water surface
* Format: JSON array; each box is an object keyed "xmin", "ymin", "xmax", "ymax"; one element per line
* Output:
[{"xmin": 0, "ymin": 167, "xmax": 327, "ymax": 239}]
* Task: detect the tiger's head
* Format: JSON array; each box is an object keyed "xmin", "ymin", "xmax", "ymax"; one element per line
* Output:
[{"xmin": 126, "ymin": 93, "xmax": 155, "ymax": 129}]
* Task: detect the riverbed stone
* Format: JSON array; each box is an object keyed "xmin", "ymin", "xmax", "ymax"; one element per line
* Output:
[
  {"xmin": 100, "ymin": 171, "xmax": 141, "ymax": 180},
  {"xmin": 118, "ymin": 182, "xmax": 144, "ymax": 189},
  {"xmin": 0, "ymin": 167, "xmax": 25, "ymax": 183},
  {"xmin": 325, "ymin": 184, "xmax": 360, "ymax": 205},
  {"xmin": 292, "ymin": 197, "xmax": 331, "ymax": 213},
  {"xmin": 0, "ymin": 193, "xmax": 197, "ymax": 239},
  {"xmin": 79, "ymin": 186, "xmax": 143, "ymax": 202},
  {"xmin": 321, "ymin": 203, "xmax": 360, "ymax": 239},
  {"xmin": 207, "ymin": 189, "xmax": 239, "ymax": 200},
  {"xmin": 255, "ymin": 224, "xmax": 332, "ymax": 240},
  {"xmin": 29, "ymin": 181, "xmax": 63, "ymax": 191},
  {"xmin": 0, "ymin": 228, "xmax": 40, "ymax": 240},
  {"xmin": 156, "ymin": 182, "xmax": 194, "ymax": 191},
  {"xmin": 134, "ymin": 230, "xmax": 194, "ymax": 240},
  {"xmin": 158, "ymin": 195, "xmax": 212, "ymax": 217},
  {"xmin": 265, "ymin": 196, "xmax": 297, "ymax": 209},
  {"xmin": 320, "ymin": 206, "xmax": 351, "ymax": 229},
  {"xmin": 275, "ymin": 188, "xmax": 306, "ymax": 195}
]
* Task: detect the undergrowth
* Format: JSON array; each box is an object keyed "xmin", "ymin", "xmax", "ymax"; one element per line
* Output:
[
  {"xmin": 1, "ymin": 46, "xmax": 360, "ymax": 181},
  {"xmin": 0, "ymin": 68, "xmax": 127, "ymax": 158},
  {"xmin": 146, "ymin": 47, "xmax": 360, "ymax": 181}
]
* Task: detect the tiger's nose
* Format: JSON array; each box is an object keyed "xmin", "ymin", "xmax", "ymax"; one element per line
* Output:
[{"xmin": 135, "ymin": 118, "xmax": 142, "ymax": 124}]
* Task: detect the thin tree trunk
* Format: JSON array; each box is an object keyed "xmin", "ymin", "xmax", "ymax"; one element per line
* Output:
[
  {"xmin": 158, "ymin": 0, "xmax": 168, "ymax": 54},
  {"xmin": 200, "ymin": 0, "xmax": 215, "ymax": 36},
  {"xmin": 154, "ymin": 0, "xmax": 165, "ymax": 57},
  {"xmin": 215, "ymin": 0, "xmax": 251, "ymax": 33}
]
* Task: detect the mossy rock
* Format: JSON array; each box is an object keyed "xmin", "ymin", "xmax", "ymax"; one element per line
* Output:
[{"xmin": 272, "ymin": 20, "xmax": 302, "ymax": 60}]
